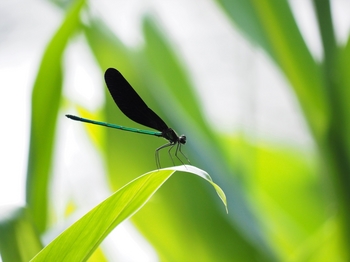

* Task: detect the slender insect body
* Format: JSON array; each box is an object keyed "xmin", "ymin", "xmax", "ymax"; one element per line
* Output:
[
  {"xmin": 67, "ymin": 68, "xmax": 190, "ymax": 168},
  {"xmin": 156, "ymin": 128, "xmax": 189, "ymax": 168},
  {"xmin": 161, "ymin": 128, "xmax": 185, "ymax": 144}
]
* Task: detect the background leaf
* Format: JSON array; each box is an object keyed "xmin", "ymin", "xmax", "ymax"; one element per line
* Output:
[
  {"xmin": 26, "ymin": 0, "xmax": 86, "ymax": 233},
  {"xmin": 0, "ymin": 207, "xmax": 42, "ymax": 262}
]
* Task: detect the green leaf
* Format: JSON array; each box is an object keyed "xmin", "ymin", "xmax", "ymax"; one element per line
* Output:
[
  {"xmin": 30, "ymin": 166, "xmax": 226, "ymax": 261},
  {"xmin": 215, "ymin": 0, "xmax": 273, "ymax": 55},
  {"xmin": 0, "ymin": 207, "xmax": 42, "ymax": 262},
  {"xmin": 141, "ymin": 18, "xmax": 209, "ymax": 132},
  {"xmin": 83, "ymin": 18, "xmax": 274, "ymax": 261},
  {"xmin": 26, "ymin": 0, "xmax": 86, "ymax": 232},
  {"xmin": 217, "ymin": 0, "xmax": 327, "ymax": 142},
  {"xmin": 337, "ymin": 36, "xmax": 350, "ymax": 153}
]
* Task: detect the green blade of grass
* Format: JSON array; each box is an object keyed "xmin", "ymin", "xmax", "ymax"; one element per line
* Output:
[
  {"xmin": 30, "ymin": 166, "xmax": 226, "ymax": 261},
  {"xmin": 26, "ymin": 0, "xmax": 85, "ymax": 233},
  {"xmin": 217, "ymin": 0, "xmax": 328, "ymax": 143},
  {"xmin": 314, "ymin": 1, "xmax": 350, "ymax": 256},
  {"xmin": 141, "ymin": 18, "xmax": 209, "ymax": 132},
  {"xmin": 0, "ymin": 207, "xmax": 42, "ymax": 262}
]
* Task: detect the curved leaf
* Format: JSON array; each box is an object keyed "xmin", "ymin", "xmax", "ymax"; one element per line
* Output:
[{"xmin": 30, "ymin": 166, "xmax": 226, "ymax": 261}]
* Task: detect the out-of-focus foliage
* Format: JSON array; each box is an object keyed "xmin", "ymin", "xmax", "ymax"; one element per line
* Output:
[
  {"xmin": 26, "ymin": 0, "xmax": 86, "ymax": 233},
  {"xmin": 216, "ymin": 0, "xmax": 350, "ymax": 260},
  {"xmin": 0, "ymin": 207, "xmax": 42, "ymax": 262},
  {"xmin": 1, "ymin": 0, "xmax": 349, "ymax": 261}
]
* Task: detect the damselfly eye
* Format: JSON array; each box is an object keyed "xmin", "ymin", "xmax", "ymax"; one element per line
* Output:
[{"xmin": 179, "ymin": 135, "xmax": 186, "ymax": 144}]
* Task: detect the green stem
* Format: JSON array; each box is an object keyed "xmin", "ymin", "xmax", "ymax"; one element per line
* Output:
[{"xmin": 313, "ymin": 0, "xmax": 350, "ymax": 257}]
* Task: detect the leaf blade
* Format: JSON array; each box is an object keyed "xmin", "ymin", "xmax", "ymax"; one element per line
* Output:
[
  {"xmin": 30, "ymin": 166, "xmax": 226, "ymax": 261},
  {"xmin": 26, "ymin": 0, "xmax": 86, "ymax": 233}
]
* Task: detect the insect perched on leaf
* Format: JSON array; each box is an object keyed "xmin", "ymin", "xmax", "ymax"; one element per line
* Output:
[{"xmin": 66, "ymin": 68, "xmax": 190, "ymax": 168}]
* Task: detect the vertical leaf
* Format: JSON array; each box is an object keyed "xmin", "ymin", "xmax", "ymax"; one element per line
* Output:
[
  {"xmin": 26, "ymin": 0, "xmax": 85, "ymax": 232},
  {"xmin": 217, "ymin": 0, "xmax": 328, "ymax": 142},
  {"xmin": 0, "ymin": 207, "xmax": 42, "ymax": 262},
  {"xmin": 314, "ymin": 0, "xmax": 350, "ymax": 258}
]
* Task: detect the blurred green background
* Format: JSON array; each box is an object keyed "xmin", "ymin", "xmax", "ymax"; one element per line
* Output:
[{"xmin": 1, "ymin": 0, "xmax": 350, "ymax": 261}]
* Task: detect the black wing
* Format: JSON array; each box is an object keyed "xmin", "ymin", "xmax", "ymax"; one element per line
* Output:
[{"xmin": 104, "ymin": 68, "xmax": 168, "ymax": 132}]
